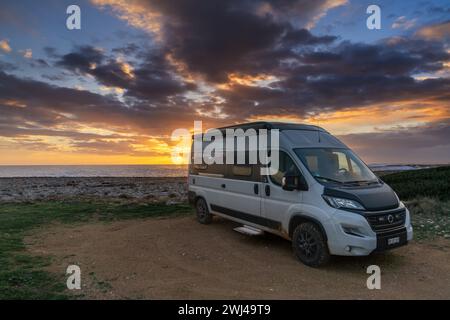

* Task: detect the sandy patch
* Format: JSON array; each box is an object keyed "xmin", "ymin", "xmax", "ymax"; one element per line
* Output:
[{"xmin": 26, "ymin": 216, "xmax": 450, "ymax": 299}]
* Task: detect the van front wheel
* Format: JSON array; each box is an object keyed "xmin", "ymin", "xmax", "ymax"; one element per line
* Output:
[
  {"xmin": 292, "ymin": 222, "xmax": 330, "ymax": 267},
  {"xmin": 196, "ymin": 198, "xmax": 213, "ymax": 224}
]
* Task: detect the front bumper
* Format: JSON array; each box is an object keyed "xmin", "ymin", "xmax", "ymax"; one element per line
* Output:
[{"xmin": 325, "ymin": 206, "xmax": 413, "ymax": 256}]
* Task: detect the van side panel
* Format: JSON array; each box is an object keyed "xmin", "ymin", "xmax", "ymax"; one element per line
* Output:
[
  {"xmin": 211, "ymin": 178, "xmax": 261, "ymax": 218},
  {"xmin": 188, "ymin": 175, "xmax": 226, "ymax": 210},
  {"xmin": 262, "ymin": 182, "xmax": 303, "ymax": 232}
]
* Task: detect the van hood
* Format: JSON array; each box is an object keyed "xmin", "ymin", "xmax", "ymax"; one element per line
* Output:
[{"xmin": 323, "ymin": 182, "xmax": 399, "ymax": 211}]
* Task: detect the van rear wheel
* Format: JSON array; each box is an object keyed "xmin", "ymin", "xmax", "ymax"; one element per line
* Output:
[
  {"xmin": 196, "ymin": 198, "xmax": 213, "ymax": 224},
  {"xmin": 292, "ymin": 222, "xmax": 330, "ymax": 267}
]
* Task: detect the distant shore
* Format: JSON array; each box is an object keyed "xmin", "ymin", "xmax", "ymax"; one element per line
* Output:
[
  {"xmin": 0, "ymin": 177, "xmax": 188, "ymax": 204},
  {"xmin": 0, "ymin": 164, "xmax": 188, "ymax": 178}
]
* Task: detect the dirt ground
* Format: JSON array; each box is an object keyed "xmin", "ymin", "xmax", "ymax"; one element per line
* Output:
[{"xmin": 26, "ymin": 216, "xmax": 450, "ymax": 299}]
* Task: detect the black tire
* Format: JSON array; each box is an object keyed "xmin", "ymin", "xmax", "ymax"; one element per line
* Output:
[
  {"xmin": 195, "ymin": 198, "xmax": 213, "ymax": 224},
  {"xmin": 292, "ymin": 222, "xmax": 330, "ymax": 267}
]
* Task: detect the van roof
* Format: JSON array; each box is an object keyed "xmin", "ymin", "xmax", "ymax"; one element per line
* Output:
[
  {"xmin": 192, "ymin": 121, "xmax": 347, "ymax": 148},
  {"xmin": 217, "ymin": 121, "xmax": 328, "ymax": 133}
]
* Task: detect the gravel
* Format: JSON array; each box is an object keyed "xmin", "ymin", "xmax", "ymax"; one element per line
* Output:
[{"xmin": 0, "ymin": 177, "xmax": 188, "ymax": 204}]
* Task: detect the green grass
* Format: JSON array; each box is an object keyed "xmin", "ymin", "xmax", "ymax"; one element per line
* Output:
[
  {"xmin": 380, "ymin": 166, "xmax": 450, "ymax": 240},
  {"xmin": 2, "ymin": 167, "xmax": 450, "ymax": 299},
  {"xmin": 381, "ymin": 166, "xmax": 450, "ymax": 201},
  {"xmin": 0, "ymin": 201, "xmax": 193, "ymax": 300},
  {"xmin": 88, "ymin": 272, "xmax": 113, "ymax": 294},
  {"xmin": 404, "ymin": 197, "xmax": 450, "ymax": 240}
]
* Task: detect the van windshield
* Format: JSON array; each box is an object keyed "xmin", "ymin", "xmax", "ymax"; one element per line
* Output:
[{"xmin": 294, "ymin": 148, "xmax": 378, "ymax": 185}]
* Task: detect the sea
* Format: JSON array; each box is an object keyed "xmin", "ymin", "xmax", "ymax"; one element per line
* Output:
[
  {"xmin": 0, "ymin": 163, "xmax": 433, "ymax": 177},
  {"xmin": 0, "ymin": 165, "xmax": 189, "ymax": 177}
]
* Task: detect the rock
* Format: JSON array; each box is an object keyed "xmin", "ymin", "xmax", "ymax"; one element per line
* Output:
[
  {"xmin": 166, "ymin": 199, "xmax": 181, "ymax": 205},
  {"xmin": 0, "ymin": 177, "xmax": 188, "ymax": 203}
]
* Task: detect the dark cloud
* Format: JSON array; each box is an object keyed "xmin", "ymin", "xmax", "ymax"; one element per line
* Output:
[
  {"xmin": 143, "ymin": 0, "xmax": 339, "ymax": 81},
  {"xmin": 215, "ymin": 75, "xmax": 450, "ymax": 122},
  {"xmin": 44, "ymin": 4, "xmax": 450, "ymax": 146},
  {"xmin": 0, "ymin": 70, "xmax": 202, "ymax": 138},
  {"xmin": 111, "ymin": 43, "xmax": 141, "ymax": 56},
  {"xmin": 0, "ymin": 123, "xmax": 124, "ymax": 141},
  {"xmin": 1, "ymin": 0, "xmax": 449, "ymax": 163},
  {"xmin": 0, "ymin": 61, "xmax": 16, "ymax": 72},
  {"xmin": 57, "ymin": 46, "xmax": 105, "ymax": 71},
  {"xmin": 281, "ymin": 28, "xmax": 337, "ymax": 46},
  {"xmin": 93, "ymin": 0, "xmax": 448, "ymax": 120},
  {"xmin": 120, "ymin": 51, "xmax": 196, "ymax": 101},
  {"xmin": 53, "ymin": 0, "xmax": 341, "ymax": 101},
  {"xmin": 295, "ymin": 39, "xmax": 449, "ymax": 77},
  {"xmin": 43, "ymin": 46, "xmax": 58, "ymax": 58},
  {"xmin": 55, "ymin": 45, "xmax": 193, "ymax": 101},
  {"xmin": 339, "ymin": 120, "xmax": 450, "ymax": 164},
  {"xmin": 212, "ymin": 37, "xmax": 450, "ymax": 119},
  {"xmin": 27, "ymin": 58, "xmax": 49, "ymax": 68}
]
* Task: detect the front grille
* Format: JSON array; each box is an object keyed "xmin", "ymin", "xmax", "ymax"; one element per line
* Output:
[
  {"xmin": 366, "ymin": 208, "xmax": 406, "ymax": 233},
  {"xmin": 375, "ymin": 227, "xmax": 407, "ymax": 251}
]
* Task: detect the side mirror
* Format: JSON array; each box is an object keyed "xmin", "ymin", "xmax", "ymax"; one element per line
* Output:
[{"xmin": 282, "ymin": 174, "xmax": 308, "ymax": 191}]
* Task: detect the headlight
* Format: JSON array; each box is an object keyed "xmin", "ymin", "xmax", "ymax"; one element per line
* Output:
[{"xmin": 322, "ymin": 195, "xmax": 364, "ymax": 210}]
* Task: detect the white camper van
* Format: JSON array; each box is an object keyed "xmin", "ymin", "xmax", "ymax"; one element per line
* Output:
[{"xmin": 188, "ymin": 122, "xmax": 413, "ymax": 267}]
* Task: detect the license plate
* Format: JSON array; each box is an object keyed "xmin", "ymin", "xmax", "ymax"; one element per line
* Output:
[{"xmin": 387, "ymin": 236, "xmax": 400, "ymax": 245}]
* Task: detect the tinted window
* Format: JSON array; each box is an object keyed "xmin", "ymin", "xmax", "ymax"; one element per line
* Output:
[
  {"xmin": 193, "ymin": 164, "xmax": 208, "ymax": 170},
  {"xmin": 232, "ymin": 165, "xmax": 252, "ymax": 177},
  {"xmin": 270, "ymin": 151, "xmax": 300, "ymax": 186},
  {"xmin": 189, "ymin": 139, "xmax": 226, "ymax": 176},
  {"xmin": 189, "ymin": 157, "xmax": 225, "ymax": 176}
]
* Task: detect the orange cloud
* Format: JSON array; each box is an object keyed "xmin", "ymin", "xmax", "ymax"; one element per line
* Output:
[
  {"xmin": 91, "ymin": 0, "xmax": 162, "ymax": 34},
  {"xmin": 20, "ymin": 48, "xmax": 32, "ymax": 59},
  {"xmin": 0, "ymin": 133, "xmax": 177, "ymax": 165},
  {"xmin": 227, "ymin": 73, "xmax": 278, "ymax": 87},
  {"xmin": 306, "ymin": 0, "xmax": 348, "ymax": 29},
  {"xmin": 0, "ymin": 99, "xmax": 27, "ymax": 108},
  {"xmin": 255, "ymin": 0, "xmax": 348, "ymax": 29},
  {"xmin": 392, "ymin": 16, "xmax": 417, "ymax": 30},
  {"xmin": 0, "ymin": 39, "xmax": 12, "ymax": 53},
  {"xmin": 416, "ymin": 21, "xmax": 450, "ymax": 40},
  {"xmin": 248, "ymin": 100, "xmax": 450, "ymax": 135}
]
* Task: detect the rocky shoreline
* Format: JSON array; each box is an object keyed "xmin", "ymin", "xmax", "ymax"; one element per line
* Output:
[{"xmin": 0, "ymin": 177, "xmax": 188, "ymax": 204}]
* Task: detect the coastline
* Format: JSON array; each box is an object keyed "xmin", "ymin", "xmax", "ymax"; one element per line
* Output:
[{"xmin": 0, "ymin": 177, "xmax": 188, "ymax": 204}]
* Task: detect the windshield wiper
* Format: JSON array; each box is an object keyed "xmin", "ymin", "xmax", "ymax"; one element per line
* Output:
[{"xmin": 314, "ymin": 176, "xmax": 343, "ymax": 184}]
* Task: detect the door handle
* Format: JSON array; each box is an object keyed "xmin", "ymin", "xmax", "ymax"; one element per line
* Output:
[
  {"xmin": 265, "ymin": 185, "xmax": 270, "ymax": 196},
  {"xmin": 254, "ymin": 184, "xmax": 259, "ymax": 194},
  {"xmin": 221, "ymin": 184, "xmax": 226, "ymax": 189}
]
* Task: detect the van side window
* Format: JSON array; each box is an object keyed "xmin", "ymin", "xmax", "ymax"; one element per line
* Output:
[
  {"xmin": 270, "ymin": 151, "xmax": 300, "ymax": 186},
  {"xmin": 189, "ymin": 141, "xmax": 226, "ymax": 175},
  {"xmin": 232, "ymin": 165, "xmax": 252, "ymax": 177},
  {"xmin": 190, "ymin": 159, "xmax": 225, "ymax": 176}
]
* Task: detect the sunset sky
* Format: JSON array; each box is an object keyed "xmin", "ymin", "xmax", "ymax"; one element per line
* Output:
[{"xmin": 0, "ymin": 0, "xmax": 449, "ymax": 165}]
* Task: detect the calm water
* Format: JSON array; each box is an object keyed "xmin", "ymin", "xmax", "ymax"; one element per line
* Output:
[{"xmin": 0, "ymin": 165, "xmax": 189, "ymax": 177}]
